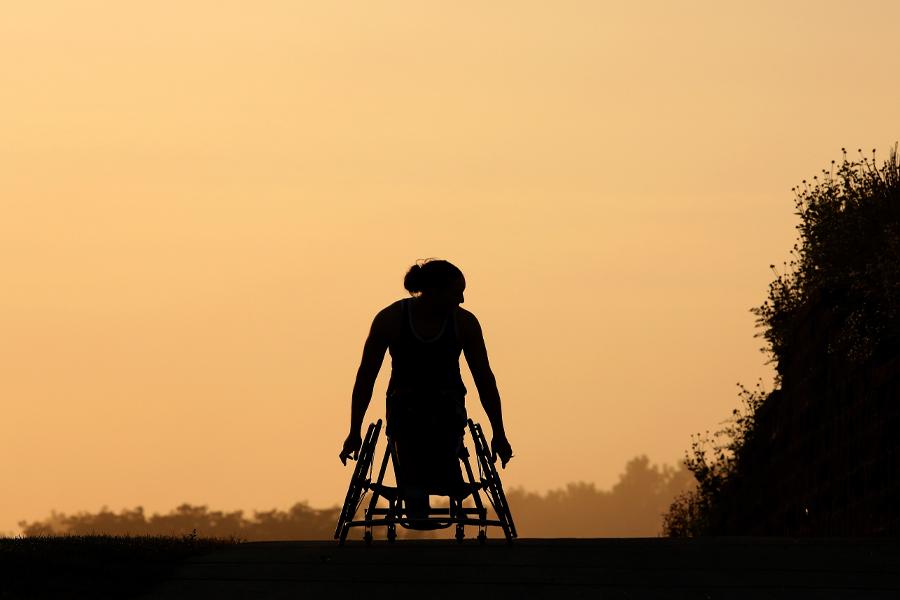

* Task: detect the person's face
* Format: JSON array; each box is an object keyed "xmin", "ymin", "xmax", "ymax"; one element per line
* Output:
[{"xmin": 429, "ymin": 275, "xmax": 465, "ymax": 309}]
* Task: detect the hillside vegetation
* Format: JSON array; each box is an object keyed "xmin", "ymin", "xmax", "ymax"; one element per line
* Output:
[{"xmin": 665, "ymin": 145, "xmax": 900, "ymax": 536}]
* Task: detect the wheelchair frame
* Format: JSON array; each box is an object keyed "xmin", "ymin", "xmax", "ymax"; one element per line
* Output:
[{"xmin": 334, "ymin": 418, "xmax": 517, "ymax": 544}]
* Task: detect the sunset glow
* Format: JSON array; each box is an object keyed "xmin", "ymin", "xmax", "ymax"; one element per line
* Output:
[{"xmin": 3, "ymin": 1, "xmax": 900, "ymax": 534}]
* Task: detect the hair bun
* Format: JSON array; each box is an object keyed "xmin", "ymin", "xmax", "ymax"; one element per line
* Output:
[{"xmin": 403, "ymin": 264, "xmax": 424, "ymax": 293}]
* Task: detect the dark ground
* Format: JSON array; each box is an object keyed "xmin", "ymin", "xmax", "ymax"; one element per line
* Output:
[
  {"xmin": 141, "ymin": 538, "xmax": 900, "ymax": 599},
  {"xmin": 3, "ymin": 537, "xmax": 897, "ymax": 599},
  {"xmin": 0, "ymin": 535, "xmax": 235, "ymax": 600}
]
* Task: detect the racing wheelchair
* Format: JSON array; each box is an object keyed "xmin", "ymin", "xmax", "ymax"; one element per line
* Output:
[{"xmin": 334, "ymin": 418, "xmax": 517, "ymax": 544}]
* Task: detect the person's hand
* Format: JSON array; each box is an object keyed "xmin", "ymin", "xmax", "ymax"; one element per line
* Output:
[
  {"xmin": 491, "ymin": 434, "xmax": 513, "ymax": 469},
  {"xmin": 339, "ymin": 431, "xmax": 361, "ymax": 466}
]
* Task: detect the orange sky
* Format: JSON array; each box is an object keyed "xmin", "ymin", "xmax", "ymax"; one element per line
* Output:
[{"xmin": 3, "ymin": 1, "xmax": 900, "ymax": 535}]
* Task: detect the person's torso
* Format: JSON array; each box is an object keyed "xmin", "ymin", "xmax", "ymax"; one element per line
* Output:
[{"xmin": 386, "ymin": 298, "xmax": 466, "ymax": 397}]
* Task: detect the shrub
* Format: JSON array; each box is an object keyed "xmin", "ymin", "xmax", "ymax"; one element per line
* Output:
[{"xmin": 665, "ymin": 144, "xmax": 900, "ymax": 536}]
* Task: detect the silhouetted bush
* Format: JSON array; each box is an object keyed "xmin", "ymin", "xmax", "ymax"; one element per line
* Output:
[
  {"xmin": 662, "ymin": 383, "xmax": 766, "ymax": 537},
  {"xmin": 665, "ymin": 145, "xmax": 900, "ymax": 536},
  {"xmin": 756, "ymin": 145, "xmax": 900, "ymax": 372}
]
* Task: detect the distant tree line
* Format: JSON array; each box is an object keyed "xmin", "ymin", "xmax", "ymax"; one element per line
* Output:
[
  {"xmin": 18, "ymin": 456, "xmax": 692, "ymax": 539},
  {"xmin": 507, "ymin": 456, "xmax": 693, "ymax": 538},
  {"xmin": 19, "ymin": 502, "xmax": 338, "ymax": 541}
]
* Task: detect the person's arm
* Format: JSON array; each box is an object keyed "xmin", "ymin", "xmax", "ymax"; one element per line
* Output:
[
  {"xmin": 339, "ymin": 309, "xmax": 390, "ymax": 465},
  {"xmin": 461, "ymin": 310, "xmax": 513, "ymax": 467}
]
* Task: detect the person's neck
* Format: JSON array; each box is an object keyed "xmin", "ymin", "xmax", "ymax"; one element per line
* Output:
[{"xmin": 413, "ymin": 296, "xmax": 447, "ymax": 318}]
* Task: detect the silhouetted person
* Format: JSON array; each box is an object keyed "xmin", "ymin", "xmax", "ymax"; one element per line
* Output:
[{"xmin": 339, "ymin": 259, "xmax": 513, "ymax": 514}]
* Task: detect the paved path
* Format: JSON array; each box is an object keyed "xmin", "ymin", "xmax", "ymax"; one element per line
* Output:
[{"xmin": 143, "ymin": 538, "xmax": 900, "ymax": 599}]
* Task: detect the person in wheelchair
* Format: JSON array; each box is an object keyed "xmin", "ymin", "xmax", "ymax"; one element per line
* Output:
[{"xmin": 339, "ymin": 259, "xmax": 513, "ymax": 519}]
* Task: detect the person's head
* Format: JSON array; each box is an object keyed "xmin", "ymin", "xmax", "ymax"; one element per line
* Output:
[{"xmin": 403, "ymin": 259, "xmax": 465, "ymax": 308}]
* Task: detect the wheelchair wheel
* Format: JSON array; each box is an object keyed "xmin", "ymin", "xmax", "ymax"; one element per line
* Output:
[
  {"xmin": 335, "ymin": 420, "xmax": 382, "ymax": 543},
  {"xmin": 467, "ymin": 420, "xmax": 517, "ymax": 542}
]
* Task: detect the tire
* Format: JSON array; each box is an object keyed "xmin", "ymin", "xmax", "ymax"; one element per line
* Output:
[
  {"xmin": 334, "ymin": 421, "xmax": 382, "ymax": 540},
  {"xmin": 467, "ymin": 420, "xmax": 517, "ymax": 542}
]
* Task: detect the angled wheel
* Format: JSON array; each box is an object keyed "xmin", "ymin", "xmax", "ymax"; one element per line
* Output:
[
  {"xmin": 468, "ymin": 420, "xmax": 517, "ymax": 542},
  {"xmin": 335, "ymin": 420, "xmax": 382, "ymax": 542}
]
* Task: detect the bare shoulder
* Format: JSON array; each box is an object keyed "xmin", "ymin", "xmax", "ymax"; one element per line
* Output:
[
  {"xmin": 371, "ymin": 300, "xmax": 405, "ymax": 337},
  {"xmin": 455, "ymin": 307, "xmax": 482, "ymax": 341}
]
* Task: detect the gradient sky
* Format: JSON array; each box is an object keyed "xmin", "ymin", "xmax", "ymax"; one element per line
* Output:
[{"xmin": 3, "ymin": 1, "xmax": 900, "ymax": 535}]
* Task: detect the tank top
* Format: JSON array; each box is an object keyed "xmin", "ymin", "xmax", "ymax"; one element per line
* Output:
[{"xmin": 386, "ymin": 298, "xmax": 467, "ymax": 398}]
